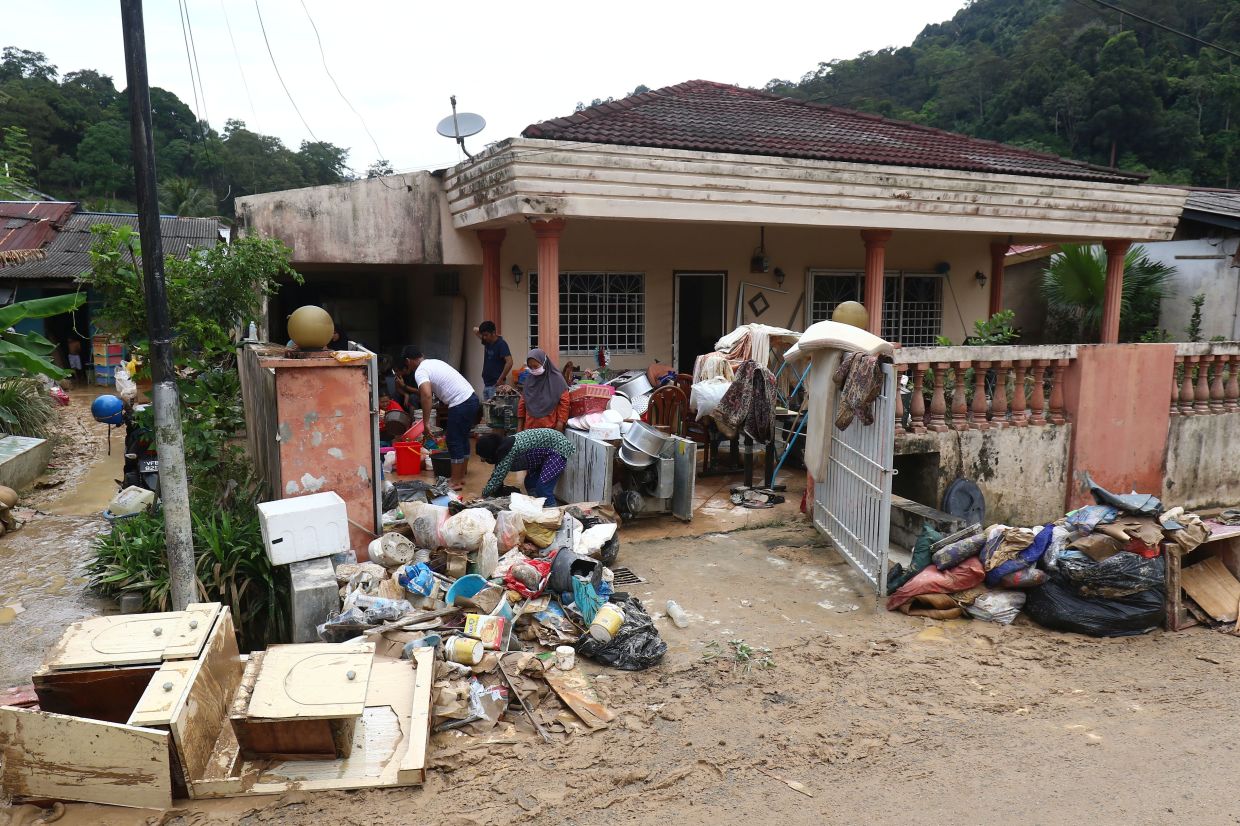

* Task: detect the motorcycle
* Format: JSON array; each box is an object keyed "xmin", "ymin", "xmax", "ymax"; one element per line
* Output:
[{"xmin": 91, "ymin": 394, "xmax": 160, "ymax": 496}]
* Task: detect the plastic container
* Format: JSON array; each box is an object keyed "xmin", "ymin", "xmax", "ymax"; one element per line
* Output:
[
  {"xmin": 589, "ymin": 603, "xmax": 625, "ymax": 642},
  {"xmin": 430, "ymin": 451, "xmax": 452, "ymax": 478},
  {"xmin": 555, "ymin": 645, "xmax": 576, "ymax": 670},
  {"xmin": 394, "ymin": 440, "xmax": 422, "ymax": 476},
  {"xmin": 445, "ymin": 635, "xmax": 484, "ymax": 665},
  {"xmin": 257, "ymin": 491, "xmax": 349, "ymax": 565},
  {"xmin": 665, "ymin": 600, "xmax": 689, "ymax": 629},
  {"xmin": 445, "ymin": 574, "xmax": 488, "ymax": 606}
]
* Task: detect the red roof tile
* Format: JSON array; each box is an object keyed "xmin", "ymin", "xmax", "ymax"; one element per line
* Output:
[{"xmin": 523, "ymin": 81, "xmax": 1142, "ymax": 184}]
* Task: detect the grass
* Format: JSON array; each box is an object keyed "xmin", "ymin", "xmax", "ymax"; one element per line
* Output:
[
  {"xmin": 0, "ymin": 377, "xmax": 56, "ymax": 438},
  {"xmin": 702, "ymin": 638, "xmax": 776, "ymax": 674}
]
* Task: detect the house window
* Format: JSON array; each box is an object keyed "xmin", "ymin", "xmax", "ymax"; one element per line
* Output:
[
  {"xmin": 809, "ymin": 270, "xmax": 943, "ymax": 346},
  {"xmin": 529, "ymin": 272, "xmax": 645, "ymax": 355}
]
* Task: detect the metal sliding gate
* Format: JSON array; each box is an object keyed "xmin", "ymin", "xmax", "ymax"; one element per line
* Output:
[{"xmin": 812, "ymin": 362, "xmax": 897, "ymax": 599}]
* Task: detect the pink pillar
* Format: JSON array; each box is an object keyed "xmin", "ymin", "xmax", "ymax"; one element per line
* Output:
[
  {"xmin": 1100, "ymin": 239, "xmax": 1131, "ymax": 344},
  {"xmin": 477, "ymin": 228, "xmax": 506, "ymax": 329},
  {"xmin": 861, "ymin": 230, "xmax": 892, "ymax": 337},
  {"xmin": 988, "ymin": 242, "xmax": 1007, "ymax": 318},
  {"xmin": 530, "ymin": 218, "xmax": 567, "ymax": 365}
]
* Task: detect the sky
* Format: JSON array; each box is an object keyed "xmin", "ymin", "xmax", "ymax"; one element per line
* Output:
[{"xmin": 4, "ymin": 0, "xmax": 969, "ymax": 175}]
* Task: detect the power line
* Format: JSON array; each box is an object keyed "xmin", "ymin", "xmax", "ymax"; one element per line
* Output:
[
  {"xmin": 1082, "ymin": 0, "xmax": 1240, "ymax": 61},
  {"xmin": 180, "ymin": 0, "xmax": 211, "ymax": 129},
  {"xmin": 253, "ymin": 0, "xmax": 320, "ymax": 143},
  {"xmin": 175, "ymin": 0, "xmax": 202, "ymax": 127},
  {"xmin": 219, "ymin": 0, "xmax": 258, "ymax": 127},
  {"xmin": 298, "ymin": 0, "xmax": 385, "ymax": 162}
]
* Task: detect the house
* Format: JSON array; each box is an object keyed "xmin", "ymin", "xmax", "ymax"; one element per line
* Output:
[
  {"xmin": 0, "ymin": 201, "xmax": 224, "ymax": 360},
  {"xmin": 238, "ymin": 80, "xmax": 1184, "ymax": 382}
]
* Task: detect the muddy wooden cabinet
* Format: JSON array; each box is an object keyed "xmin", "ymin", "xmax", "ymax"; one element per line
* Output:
[{"xmin": 0, "ymin": 606, "xmax": 434, "ymax": 810}]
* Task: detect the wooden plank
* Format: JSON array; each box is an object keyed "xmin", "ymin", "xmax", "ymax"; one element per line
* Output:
[
  {"xmin": 1180, "ymin": 556, "xmax": 1240, "ymax": 622},
  {"xmin": 128, "ymin": 660, "xmax": 197, "ymax": 728},
  {"xmin": 557, "ymin": 429, "xmax": 614, "ymax": 505},
  {"xmin": 397, "ymin": 647, "xmax": 433, "ymax": 784},
  {"xmin": 238, "ymin": 343, "xmax": 283, "ymax": 500},
  {"xmin": 0, "ymin": 706, "xmax": 171, "ymax": 809},
  {"xmin": 169, "ymin": 608, "xmax": 243, "ymax": 782},
  {"xmin": 161, "ymin": 603, "xmax": 223, "ymax": 661},
  {"xmin": 246, "ymin": 643, "xmax": 374, "ymax": 720},
  {"xmin": 543, "ymin": 667, "xmax": 615, "ymax": 731}
]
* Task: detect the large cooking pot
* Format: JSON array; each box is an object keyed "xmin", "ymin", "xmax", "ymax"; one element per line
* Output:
[
  {"xmin": 618, "ymin": 441, "xmax": 657, "ymax": 468},
  {"xmin": 623, "ymin": 421, "xmax": 671, "ymax": 456},
  {"xmin": 381, "ymin": 408, "xmax": 413, "ymax": 441},
  {"xmin": 610, "ymin": 370, "xmax": 653, "ymax": 401}
]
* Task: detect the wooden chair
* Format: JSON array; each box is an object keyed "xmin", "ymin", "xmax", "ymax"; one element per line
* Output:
[{"xmin": 646, "ymin": 385, "xmax": 688, "ymax": 436}]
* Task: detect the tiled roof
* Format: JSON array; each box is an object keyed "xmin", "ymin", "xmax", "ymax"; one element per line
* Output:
[
  {"xmin": 523, "ymin": 80, "xmax": 1143, "ymax": 184},
  {"xmin": 0, "ymin": 208, "xmax": 223, "ymax": 281}
]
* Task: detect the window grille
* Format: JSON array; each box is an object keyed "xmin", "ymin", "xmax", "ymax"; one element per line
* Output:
[
  {"xmin": 529, "ymin": 272, "xmax": 645, "ymax": 354},
  {"xmin": 809, "ymin": 270, "xmax": 943, "ymax": 346}
]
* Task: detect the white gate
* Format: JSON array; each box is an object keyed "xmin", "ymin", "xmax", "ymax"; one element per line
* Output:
[{"xmin": 812, "ymin": 362, "xmax": 896, "ymax": 597}]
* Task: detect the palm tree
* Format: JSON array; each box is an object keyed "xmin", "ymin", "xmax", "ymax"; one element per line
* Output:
[
  {"xmin": 1040, "ymin": 244, "xmax": 1175, "ymax": 342},
  {"xmin": 158, "ymin": 177, "xmax": 214, "ymax": 217}
]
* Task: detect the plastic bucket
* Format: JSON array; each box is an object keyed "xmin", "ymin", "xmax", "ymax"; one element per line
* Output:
[
  {"xmin": 445, "ymin": 574, "xmax": 488, "ymax": 606},
  {"xmin": 430, "ymin": 451, "xmax": 452, "ymax": 478},
  {"xmin": 395, "ymin": 440, "xmax": 421, "ymax": 475}
]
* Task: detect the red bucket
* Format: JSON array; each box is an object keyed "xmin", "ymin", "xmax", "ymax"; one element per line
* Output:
[{"xmin": 394, "ymin": 440, "xmax": 422, "ymax": 475}]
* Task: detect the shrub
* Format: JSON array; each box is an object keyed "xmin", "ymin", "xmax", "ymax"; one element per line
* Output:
[{"xmin": 0, "ymin": 378, "xmax": 56, "ymax": 438}]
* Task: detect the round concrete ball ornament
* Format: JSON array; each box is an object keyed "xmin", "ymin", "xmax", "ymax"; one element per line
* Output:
[
  {"xmin": 287, "ymin": 305, "xmax": 334, "ymax": 349},
  {"xmin": 832, "ymin": 300, "xmax": 869, "ymax": 329}
]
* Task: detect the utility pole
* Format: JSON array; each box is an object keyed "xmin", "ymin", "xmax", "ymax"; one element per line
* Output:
[{"xmin": 119, "ymin": 0, "xmax": 197, "ymax": 610}]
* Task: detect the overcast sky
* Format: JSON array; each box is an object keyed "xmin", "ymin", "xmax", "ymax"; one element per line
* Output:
[{"xmin": 5, "ymin": 0, "xmax": 968, "ymax": 174}]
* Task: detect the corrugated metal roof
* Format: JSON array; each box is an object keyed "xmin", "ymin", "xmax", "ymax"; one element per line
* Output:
[
  {"xmin": 0, "ymin": 209, "xmax": 223, "ymax": 281},
  {"xmin": 0, "ymin": 201, "xmax": 77, "ymax": 255},
  {"xmin": 1184, "ymin": 190, "xmax": 1240, "ymax": 221}
]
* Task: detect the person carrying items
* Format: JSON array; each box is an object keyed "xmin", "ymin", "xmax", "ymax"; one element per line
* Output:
[
  {"xmin": 476, "ymin": 428, "xmax": 576, "ymax": 501},
  {"xmin": 518, "ymin": 348, "xmax": 570, "ymax": 431},
  {"xmin": 402, "ymin": 345, "xmax": 479, "ymax": 491},
  {"xmin": 475, "ymin": 320, "xmax": 513, "ymax": 401}
]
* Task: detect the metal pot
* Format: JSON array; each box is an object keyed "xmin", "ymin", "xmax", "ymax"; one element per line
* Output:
[
  {"xmin": 618, "ymin": 442, "xmax": 657, "ymax": 468},
  {"xmin": 623, "ymin": 421, "xmax": 671, "ymax": 456},
  {"xmin": 381, "ymin": 408, "xmax": 413, "ymax": 441},
  {"xmin": 610, "ymin": 370, "xmax": 653, "ymax": 400}
]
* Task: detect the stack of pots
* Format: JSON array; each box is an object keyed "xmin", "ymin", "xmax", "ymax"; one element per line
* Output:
[{"xmin": 618, "ymin": 421, "xmax": 672, "ymax": 468}]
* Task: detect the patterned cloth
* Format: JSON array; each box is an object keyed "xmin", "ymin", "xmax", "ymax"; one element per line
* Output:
[
  {"xmin": 483, "ymin": 428, "xmax": 576, "ymax": 497},
  {"xmin": 710, "ymin": 360, "xmax": 777, "ymax": 442},
  {"xmin": 832, "ymin": 352, "xmax": 885, "ymax": 430}
]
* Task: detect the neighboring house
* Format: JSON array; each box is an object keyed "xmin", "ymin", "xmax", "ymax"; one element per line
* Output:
[
  {"xmin": 0, "ymin": 201, "xmax": 224, "ymax": 360},
  {"xmin": 238, "ymin": 79, "xmax": 1185, "ymax": 383}
]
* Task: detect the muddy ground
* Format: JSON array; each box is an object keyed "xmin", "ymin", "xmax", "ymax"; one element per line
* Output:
[{"xmin": 6, "ymin": 401, "xmax": 1240, "ymax": 825}]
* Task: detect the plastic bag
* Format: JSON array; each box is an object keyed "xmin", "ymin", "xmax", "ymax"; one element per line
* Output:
[
  {"xmin": 1039, "ymin": 525, "xmax": 1074, "ymax": 571},
  {"xmin": 887, "ymin": 556, "xmax": 985, "ymax": 612},
  {"xmin": 406, "ymin": 502, "xmax": 448, "ymax": 548},
  {"xmin": 997, "ymin": 567, "xmax": 1047, "ymax": 588},
  {"xmin": 1057, "ymin": 551, "xmax": 1165, "ymax": 599},
  {"xmin": 113, "ymin": 366, "xmax": 138, "ymax": 404},
  {"xmin": 441, "ymin": 508, "xmax": 496, "ymax": 552},
  {"xmin": 504, "ymin": 555, "xmax": 554, "ymax": 598},
  {"xmin": 476, "ymin": 533, "xmax": 499, "ymax": 578},
  {"xmin": 317, "ymin": 607, "xmax": 371, "ymax": 642},
  {"xmin": 397, "ymin": 562, "xmax": 435, "ymax": 597},
  {"xmin": 964, "ymin": 591, "xmax": 1026, "ymax": 624},
  {"xmin": 575, "ymin": 597, "xmax": 667, "ymax": 671},
  {"xmin": 496, "ymin": 511, "xmax": 525, "ymax": 550},
  {"xmin": 509, "ymin": 492, "xmax": 549, "ymax": 521},
  {"xmin": 575, "ymin": 523, "xmax": 618, "ymax": 558},
  {"xmin": 689, "ymin": 377, "xmax": 730, "ymax": 419},
  {"xmin": 1023, "ymin": 578, "xmax": 1163, "ymax": 637}
]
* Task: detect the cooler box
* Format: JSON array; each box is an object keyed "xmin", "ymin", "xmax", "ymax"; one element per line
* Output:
[{"xmin": 257, "ymin": 491, "xmax": 349, "ymax": 566}]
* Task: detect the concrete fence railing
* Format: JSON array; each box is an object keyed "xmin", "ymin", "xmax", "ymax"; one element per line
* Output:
[
  {"xmin": 891, "ymin": 344, "xmax": 1079, "ymax": 433},
  {"xmin": 1171, "ymin": 342, "xmax": 1240, "ymax": 417}
]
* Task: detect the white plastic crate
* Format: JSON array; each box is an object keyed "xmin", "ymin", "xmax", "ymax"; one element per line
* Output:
[{"xmin": 257, "ymin": 491, "xmax": 349, "ymax": 566}]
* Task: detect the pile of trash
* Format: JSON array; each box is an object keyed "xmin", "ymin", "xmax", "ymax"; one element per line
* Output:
[
  {"xmin": 320, "ymin": 490, "xmax": 664, "ymax": 739},
  {"xmin": 887, "ymin": 475, "xmax": 1208, "ymax": 637}
]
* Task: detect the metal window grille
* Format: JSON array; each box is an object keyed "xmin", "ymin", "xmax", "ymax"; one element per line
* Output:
[
  {"xmin": 529, "ymin": 272, "xmax": 645, "ymax": 355},
  {"xmin": 809, "ymin": 270, "xmax": 943, "ymax": 346}
]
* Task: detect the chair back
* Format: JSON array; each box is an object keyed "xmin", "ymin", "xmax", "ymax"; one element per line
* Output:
[{"xmin": 646, "ymin": 385, "xmax": 688, "ymax": 436}]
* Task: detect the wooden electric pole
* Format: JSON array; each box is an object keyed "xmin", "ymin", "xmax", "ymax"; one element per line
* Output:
[{"xmin": 119, "ymin": 0, "xmax": 197, "ymax": 610}]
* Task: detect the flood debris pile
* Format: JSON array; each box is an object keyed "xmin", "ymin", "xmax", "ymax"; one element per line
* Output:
[
  {"xmin": 324, "ymin": 490, "xmax": 665, "ymax": 740},
  {"xmin": 887, "ymin": 475, "xmax": 1219, "ymax": 637}
]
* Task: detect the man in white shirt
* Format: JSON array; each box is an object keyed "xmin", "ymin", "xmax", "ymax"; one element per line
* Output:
[{"xmin": 402, "ymin": 346, "xmax": 480, "ymax": 491}]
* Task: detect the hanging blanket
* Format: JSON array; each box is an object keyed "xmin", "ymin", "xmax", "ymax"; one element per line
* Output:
[
  {"xmin": 711, "ymin": 360, "xmax": 777, "ymax": 442},
  {"xmin": 832, "ymin": 352, "xmax": 886, "ymax": 430}
]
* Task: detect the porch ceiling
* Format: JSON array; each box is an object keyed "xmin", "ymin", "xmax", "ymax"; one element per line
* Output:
[{"xmin": 443, "ymin": 138, "xmax": 1187, "ymax": 241}]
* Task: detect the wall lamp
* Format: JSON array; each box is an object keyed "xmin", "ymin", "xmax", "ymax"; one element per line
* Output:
[
  {"xmin": 774, "ymin": 267, "xmax": 786, "ymax": 287},
  {"xmin": 974, "ymin": 270, "xmax": 987, "ymax": 287},
  {"xmin": 511, "ymin": 265, "xmax": 523, "ymax": 286}
]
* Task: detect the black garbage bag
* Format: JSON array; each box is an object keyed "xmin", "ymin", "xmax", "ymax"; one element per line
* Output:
[
  {"xmin": 385, "ymin": 480, "xmax": 434, "ymax": 512},
  {"xmin": 576, "ymin": 596, "xmax": 667, "ymax": 671},
  {"xmin": 1057, "ymin": 552, "xmax": 1165, "ymax": 598},
  {"xmin": 1023, "ymin": 577, "xmax": 1163, "ymax": 637}
]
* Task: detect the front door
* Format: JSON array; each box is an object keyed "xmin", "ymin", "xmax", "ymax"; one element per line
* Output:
[{"xmin": 674, "ymin": 272, "xmax": 726, "ymax": 375}]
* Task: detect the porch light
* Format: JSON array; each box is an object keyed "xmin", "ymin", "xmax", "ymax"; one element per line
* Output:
[
  {"xmin": 975, "ymin": 270, "xmax": 987, "ymax": 287},
  {"xmin": 511, "ymin": 265, "xmax": 523, "ymax": 285},
  {"xmin": 774, "ymin": 267, "xmax": 786, "ymax": 287}
]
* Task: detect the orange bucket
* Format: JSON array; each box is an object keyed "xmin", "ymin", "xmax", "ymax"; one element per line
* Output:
[{"xmin": 394, "ymin": 440, "xmax": 422, "ymax": 475}]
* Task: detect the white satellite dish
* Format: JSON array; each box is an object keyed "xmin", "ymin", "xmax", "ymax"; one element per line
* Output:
[{"xmin": 437, "ymin": 96, "xmax": 486, "ymax": 158}]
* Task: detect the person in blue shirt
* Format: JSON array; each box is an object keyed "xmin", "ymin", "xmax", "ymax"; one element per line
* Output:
[{"xmin": 476, "ymin": 320, "xmax": 512, "ymax": 401}]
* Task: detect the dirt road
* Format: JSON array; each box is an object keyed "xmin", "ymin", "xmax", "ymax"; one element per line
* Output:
[{"xmin": 9, "ymin": 521, "xmax": 1240, "ymax": 826}]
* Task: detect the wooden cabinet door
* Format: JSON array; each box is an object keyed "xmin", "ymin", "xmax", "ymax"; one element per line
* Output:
[
  {"xmin": 245, "ymin": 643, "xmax": 373, "ymax": 720},
  {"xmin": 44, "ymin": 603, "xmax": 221, "ymax": 671}
]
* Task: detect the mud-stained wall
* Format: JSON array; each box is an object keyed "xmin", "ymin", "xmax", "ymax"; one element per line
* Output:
[{"xmin": 1163, "ymin": 412, "xmax": 1240, "ymax": 509}]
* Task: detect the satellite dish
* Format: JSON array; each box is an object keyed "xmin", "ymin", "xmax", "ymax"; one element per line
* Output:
[
  {"xmin": 436, "ymin": 96, "xmax": 486, "ymax": 159},
  {"xmin": 436, "ymin": 112, "xmax": 485, "ymax": 139}
]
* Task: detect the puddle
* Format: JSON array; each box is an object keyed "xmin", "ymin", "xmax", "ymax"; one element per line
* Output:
[{"xmin": 0, "ymin": 602, "xmax": 24, "ymax": 624}]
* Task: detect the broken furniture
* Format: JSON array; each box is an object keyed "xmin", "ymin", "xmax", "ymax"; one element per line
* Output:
[
  {"xmin": 0, "ymin": 604, "xmax": 433, "ymax": 809},
  {"xmin": 1166, "ymin": 522, "xmax": 1240, "ymax": 631}
]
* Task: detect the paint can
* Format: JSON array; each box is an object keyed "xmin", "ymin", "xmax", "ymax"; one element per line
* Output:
[
  {"xmin": 444, "ymin": 634, "xmax": 483, "ymax": 665},
  {"xmin": 588, "ymin": 603, "xmax": 625, "ymax": 643},
  {"xmin": 463, "ymin": 613, "xmax": 507, "ymax": 650},
  {"xmin": 555, "ymin": 645, "xmax": 576, "ymax": 670}
]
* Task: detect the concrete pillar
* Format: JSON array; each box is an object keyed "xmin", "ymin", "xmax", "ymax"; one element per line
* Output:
[
  {"xmin": 988, "ymin": 241, "xmax": 1007, "ymax": 318},
  {"xmin": 531, "ymin": 218, "xmax": 567, "ymax": 364},
  {"xmin": 1100, "ymin": 239, "xmax": 1131, "ymax": 344},
  {"xmin": 861, "ymin": 230, "xmax": 892, "ymax": 337},
  {"xmin": 477, "ymin": 228, "xmax": 506, "ymax": 328}
]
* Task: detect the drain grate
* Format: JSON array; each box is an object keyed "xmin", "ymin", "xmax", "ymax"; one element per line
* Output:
[{"xmin": 611, "ymin": 566, "xmax": 646, "ymax": 586}]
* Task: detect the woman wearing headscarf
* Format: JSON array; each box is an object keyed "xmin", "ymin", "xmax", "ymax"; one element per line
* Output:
[
  {"xmin": 518, "ymin": 348, "xmax": 570, "ymax": 431},
  {"xmin": 476, "ymin": 429, "xmax": 575, "ymax": 501}
]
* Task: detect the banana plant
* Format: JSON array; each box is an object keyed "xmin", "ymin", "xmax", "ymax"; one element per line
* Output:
[{"xmin": 0, "ymin": 292, "xmax": 87, "ymax": 379}]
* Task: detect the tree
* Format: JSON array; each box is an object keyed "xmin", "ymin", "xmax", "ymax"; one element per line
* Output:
[
  {"xmin": 75, "ymin": 120, "xmax": 131, "ymax": 199},
  {"xmin": 1040, "ymin": 244, "xmax": 1175, "ymax": 343},
  {"xmin": 0, "ymin": 125, "xmax": 35, "ymax": 189},
  {"xmin": 366, "ymin": 158, "xmax": 394, "ymax": 178},
  {"xmin": 296, "ymin": 140, "xmax": 350, "ymax": 185},
  {"xmin": 159, "ymin": 177, "xmax": 214, "ymax": 217},
  {"xmin": 0, "ymin": 293, "xmax": 87, "ymax": 379},
  {"xmin": 0, "ymin": 47, "xmax": 57, "ymax": 82}
]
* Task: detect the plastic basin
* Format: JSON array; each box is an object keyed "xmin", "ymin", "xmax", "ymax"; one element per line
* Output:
[{"xmin": 446, "ymin": 574, "xmax": 488, "ymax": 606}]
